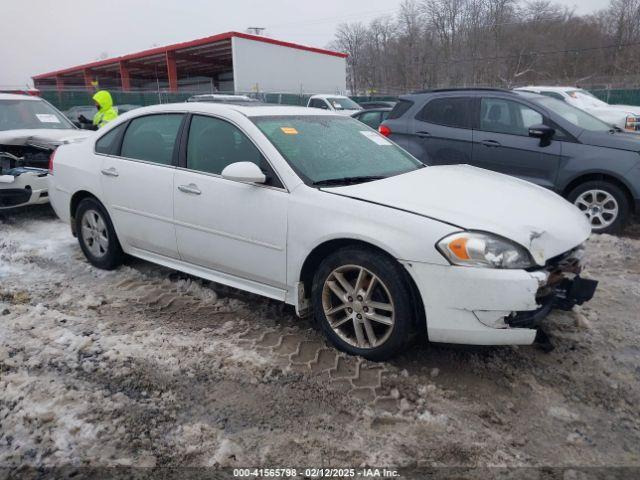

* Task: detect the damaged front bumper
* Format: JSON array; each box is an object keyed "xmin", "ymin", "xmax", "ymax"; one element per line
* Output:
[
  {"xmin": 0, "ymin": 168, "xmax": 49, "ymax": 209},
  {"xmin": 402, "ymin": 245, "xmax": 598, "ymax": 346},
  {"xmin": 508, "ymin": 248, "xmax": 598, "ymax": 328}
]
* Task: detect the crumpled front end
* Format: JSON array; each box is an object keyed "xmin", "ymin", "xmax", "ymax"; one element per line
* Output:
[
  {"xmin": 507, "ymin": 246, "xmax": 598, "ymax": 328},
  {"xmin": 402, "ymin": 244, "xmax": 597, "ymax": 346},
  {"xmin": 0, "ymin": 167, "xmax": 49, "ymax": 209}
]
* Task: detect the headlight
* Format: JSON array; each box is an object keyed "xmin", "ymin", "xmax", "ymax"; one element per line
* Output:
[{"xmin": 437, "ymin": 232, "xmax": 535, "ymax": 269}]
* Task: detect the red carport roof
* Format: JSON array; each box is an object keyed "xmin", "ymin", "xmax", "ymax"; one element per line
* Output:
[{"xmin": 33, "ymin": 31, "xmax": 348, "ymax": 80}]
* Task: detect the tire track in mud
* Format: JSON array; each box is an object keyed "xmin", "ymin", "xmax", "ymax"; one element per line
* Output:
[{"xmin": 109, "ymin": 274, "xmax": 403, "ymax": 413}]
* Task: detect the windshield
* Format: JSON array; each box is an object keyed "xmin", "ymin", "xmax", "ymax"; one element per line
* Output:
[
  {"xmin": 326, "ymin": 97, "xmax": 361, "ymax": 110},
  {"xmin": 535, "ymin": 97, "xmax": 614, "ymax": 132},
  {"xmin": 0, "ymin": 99, "xmax": 75, "ymax": 131},
  {"xmin": 252, "ymin": 116, "xmax": 423, "ymax": 185},
  {"xmin": 566, "ymin": 89, "xmax": 609, "ymax": 108}
]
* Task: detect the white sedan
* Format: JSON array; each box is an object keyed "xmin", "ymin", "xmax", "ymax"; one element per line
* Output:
[{"xmin": 48, "ymin": 103, "xmax": 597, "ymax": 360}]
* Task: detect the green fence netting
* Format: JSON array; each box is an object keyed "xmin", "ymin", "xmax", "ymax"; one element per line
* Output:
[
  {"xmin": 590, "ymin": 89, "xmax": 640, "ymax": 106},
  {"xmin": 40, "ymin": 88, "xmax": 640, "ymax": 112}
]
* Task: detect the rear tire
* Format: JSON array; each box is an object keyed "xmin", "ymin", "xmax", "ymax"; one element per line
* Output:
[
  {"xmin": 75, "ymin": 197, "xmax": 124, "ymax": 270},
  {"xmin": 567, "ymin": 180, "xmax": 629, "ymax": 234},
  {"xmin": 311, "ymin": 247, "xmax": 415, "ymax": 361}
]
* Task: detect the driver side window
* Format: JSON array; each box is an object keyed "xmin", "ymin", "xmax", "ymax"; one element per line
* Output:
[{"xmin": 186, "ymin": 115, "xmax": 282, "ymax": 188}]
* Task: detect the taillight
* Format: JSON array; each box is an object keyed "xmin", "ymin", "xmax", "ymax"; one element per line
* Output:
[
  {"xmin": 48, "ymin": 148, "xmax": 56, "ymax": 174},
  {"xmin": 378, "ymin": 124, "xmax": 391, "ymax": 137}
]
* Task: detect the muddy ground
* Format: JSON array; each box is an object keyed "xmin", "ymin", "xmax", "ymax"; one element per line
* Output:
[{"xmin": 0, "ymin": 206, "xmax": 639, "ymax": 477}]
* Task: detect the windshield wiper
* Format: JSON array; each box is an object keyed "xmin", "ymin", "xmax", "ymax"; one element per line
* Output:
[{"xmin": 312, "ymin": 175, "xmax": 386, "ymax": 186}]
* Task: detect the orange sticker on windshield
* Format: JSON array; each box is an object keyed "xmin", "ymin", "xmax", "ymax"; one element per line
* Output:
[{"xmin": 281, "ymin": 127, "xmax": 298, "ymax": 135}]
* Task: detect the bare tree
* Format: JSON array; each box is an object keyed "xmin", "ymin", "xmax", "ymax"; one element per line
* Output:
[{"xmin": 330, "ymin": 0, "xmax": 640, "ymax": 94}]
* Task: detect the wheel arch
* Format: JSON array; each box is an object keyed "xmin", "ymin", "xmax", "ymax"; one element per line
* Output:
[
  {"xmin": 562, "ymin": 172, "xmax": 636, "ymax": 213},
  {"xmin": 298, "ymin": 238, "xmax": 426, "ymax": 331},
  {"xmin": 69, "ymin": 190, "xmax": 103, "ymax": 236}
]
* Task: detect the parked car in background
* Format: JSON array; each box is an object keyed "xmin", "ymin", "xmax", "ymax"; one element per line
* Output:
[
  {"xmin": 115, "ymin": 104, "xmax": 141, "ymax": 115},
  {"xmin": 0, "ymin": 93, "xmax": 91, "ymax": 209},
  {"xmin": 64, "ymin": 105, "xmax": 97, "ymax": 128},
  {"xmin": 351, "ymin": 108, "xmax": 392, "ymax": 129},
  {"xmin": 49, "ymin": 102, "xmax": 596, "ymax": 359},
  {"xmin": 515, "ymin": 86, "xmax": 640, "ymax": 132},
  {"xmin": 307, "ymin": 94, "xmax": 362, "ymax": 115},
  {"xmin": 380, "ymin": 88, "xmax": 640, "ymax": 233},
  {"xmin": 359, "ymin": 101, "xmax": 397, "ymax": 110},
  {"xmin": 65, "ymin": 104, "xmax": 141, "ymax": 128},
  {"xmin": 186, "ymin": 94, "xmax": 260, "ymax": 105}
]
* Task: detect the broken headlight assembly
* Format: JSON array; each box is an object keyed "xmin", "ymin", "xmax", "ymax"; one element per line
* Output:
[{"xmin": 437, "ymin": 232, "xmax": 535, "ymax": 269}]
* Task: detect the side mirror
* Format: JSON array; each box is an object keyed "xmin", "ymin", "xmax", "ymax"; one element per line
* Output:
[
  {"xmin": 221, "ymin": 162, "xmax": 266, "ymax": 184},
  {"xmin": 528, "ymin": 124, "xmax": 555, "ymax": 139}
]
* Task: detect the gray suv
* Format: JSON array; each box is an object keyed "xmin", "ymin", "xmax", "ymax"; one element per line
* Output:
[{"xmin": 379, "ymin": 88, "xmax": 640, "ymax": 233}]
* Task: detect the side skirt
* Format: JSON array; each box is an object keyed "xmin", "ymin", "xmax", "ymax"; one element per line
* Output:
[{"xmin": 126, "ymin": 246, "xmax": 288, "ymax": 303}]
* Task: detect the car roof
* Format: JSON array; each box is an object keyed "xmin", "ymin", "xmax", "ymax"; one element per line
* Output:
[
  {"xmin": 188, "ymin": 94, "xmax": 254, "ymax": 101},
  {"xmin": 412, "ymin": 87, "xmax": 512, "ymax": 94},
  {"xmin": 514, "ymin": 86, "xmax": 581, "ymax": 93},
  {"xmin": 399, "ymin": 88, "xmax": 517, "ymax": 101},
  {"xmin": 127, "ymin": 102, "xmax": 341, "ymax": 118},
  {"xmin": 0, "ymin": 93, "xmax": 43, "ymax": 101},
  {"xmin": 309, "ymin": 94, "xmax": 350, "ymax": 100}
]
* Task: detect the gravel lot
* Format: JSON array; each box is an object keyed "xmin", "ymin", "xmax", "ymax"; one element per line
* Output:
[{"xmin": 1, "ymin": 206, "xmax": 639, "ymax": 475}]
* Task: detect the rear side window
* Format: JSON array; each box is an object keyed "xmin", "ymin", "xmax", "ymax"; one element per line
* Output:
[
  {"xmin": 120, "ymin": 114, "xmax": 183, "ymax": 165},
  {"xmin": 416, "ymin": 97, "xmax": 472, "ymax": 128},
  {"xmin": 480, "ymin": 98, "xmax": 543, "ymax": 136},
  {"xmin": 357, "ymin": 111, "xmax": 382, "ymax": 128},
  {"xmin": 387, "ymin": 100, "xmax": 413, "ymax": 120},
  {"xmin": 95, "ymin": 123, "xmax": 126, "ymax": 155},
  {"xmin": 309, "ymin": 99, "xmax": 329, "ymax": 109},
  {"xmin": 540, "ymin": 91, "xmax": 566, "ymax": 102}
]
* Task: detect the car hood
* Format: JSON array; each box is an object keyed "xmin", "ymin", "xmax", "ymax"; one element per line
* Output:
[
  {"xmin": 322, "ymin": 165, "xmax": 591, "ymax": 265},
  {"xmin": 577, "ymin": 129, "xmax": 640, "ymax": 151},
  {"xmin": 589, "ymin": 104, "xmax": 640, "ymax": 115},
  {"xmin": 0, "ymin": 129, "xmax": 92, "ymax": 150}
]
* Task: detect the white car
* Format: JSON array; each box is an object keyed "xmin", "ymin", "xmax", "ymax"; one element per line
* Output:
[
  {"xmin": 48, "ymin": 103, "xmax": 597, "ymax": 359},
  {"xmin": 307, "ymin": 94, "xmax": 362, "ymax": 116},
  {"xmin": 515, "ymin": 86, "xmax": 640, "ymax": 132},
  {"xmin": 0, "ymin": 93, "xmax": 91, "ymax": 210}
]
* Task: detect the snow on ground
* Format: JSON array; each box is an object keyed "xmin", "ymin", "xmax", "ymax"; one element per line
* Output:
[{"xmin": 1, "ymin": 205, "xmax": 639, "ymax": 472}]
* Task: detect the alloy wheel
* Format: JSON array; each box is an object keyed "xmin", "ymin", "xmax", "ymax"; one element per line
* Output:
[
  {"xmin": 574, "ymin": 189, "xmax": 619, "ymax": 230},
  {"xmin": 81, "ymin": 209, "xmax": 110, "ymax": 258},
  {"xmin": 321, "ymin": 265, "xmax": 395, "ymax": 349}
]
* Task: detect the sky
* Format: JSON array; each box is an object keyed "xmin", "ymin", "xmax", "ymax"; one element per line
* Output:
[{"xmin": 0, "ymin": 0, "xmax": 611, "ymax": 87}]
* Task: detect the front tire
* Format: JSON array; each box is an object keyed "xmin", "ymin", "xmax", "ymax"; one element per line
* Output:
[
  {"xmin": 568, "ymin": 181, "xmax": 629, "ymax": 234},
  {"xmin": 311, "ymin": 247, "xmax": 415, "ymax": 361},
  {"xmin": 75, "ymin": 197, "xmax": 123, "ymax": 270}
]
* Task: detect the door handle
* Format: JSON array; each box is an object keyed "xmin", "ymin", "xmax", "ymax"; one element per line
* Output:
[
  {"xmin": 178, "ymin": 183, "xmax": 201, "ymax": 195},
  {"xmin": 481, "ymin": 139, "xmax": 502, "ymax": 147},
  {"xmin": 100, "ymin": 167, "xmax": 119, "ymax": 177},
  {"xmin": 416, "ymin": 131, "xmax": 431, "ymax": 137}
]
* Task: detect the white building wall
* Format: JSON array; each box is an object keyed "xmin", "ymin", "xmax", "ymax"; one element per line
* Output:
[{"xmin": 231, "ymin": 36, "xmax": 346, "ymax": 94}]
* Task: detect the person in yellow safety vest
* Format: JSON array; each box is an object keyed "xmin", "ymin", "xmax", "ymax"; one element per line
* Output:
[
  {"xmin": 79, "ymin": 90, "xmax": 118, "ymax": 129},
  {"xmin": 91, "ymin": 90, "xmax": 118, "ymax": 129}
]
